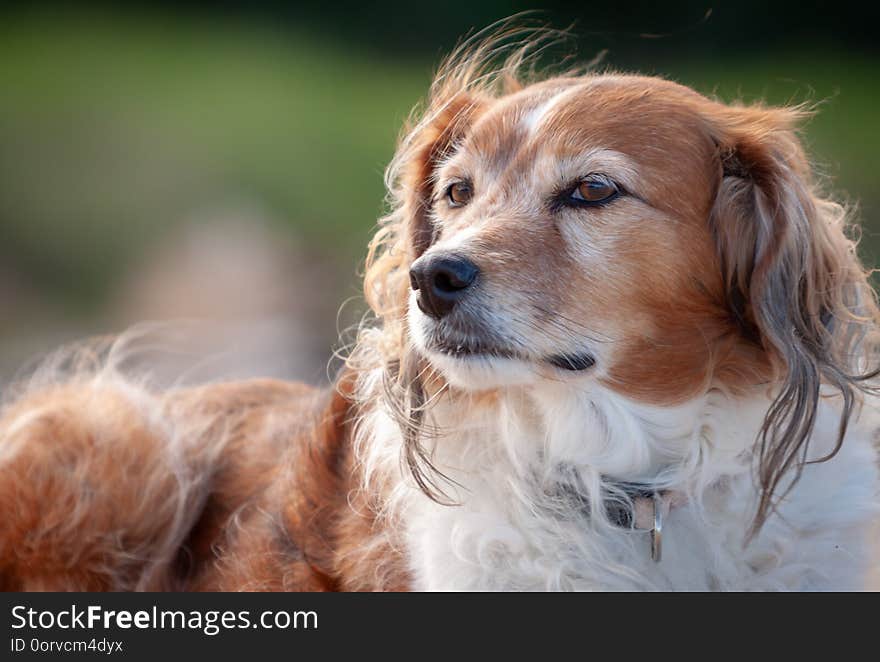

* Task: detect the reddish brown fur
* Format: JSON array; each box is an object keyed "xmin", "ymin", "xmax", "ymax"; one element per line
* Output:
[{"xmin": 0, "ymin": 376, "xmax": 410, "ymax": 591}]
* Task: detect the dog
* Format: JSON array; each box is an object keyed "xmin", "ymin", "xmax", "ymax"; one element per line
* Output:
[{"xmin": 1, "ymin": 30, "xmax": 879, "ymax": 591}]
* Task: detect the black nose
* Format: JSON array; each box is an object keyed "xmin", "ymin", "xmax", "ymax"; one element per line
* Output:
[{"xmin": 409, "ymin": 254, "xmax": 479, "ymax": 319}]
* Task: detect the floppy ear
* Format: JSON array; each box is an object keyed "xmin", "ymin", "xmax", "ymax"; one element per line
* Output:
[
  {"xmin": 399, "ymin": 94, "xmax": 483, "ymax": 259},
  {"xmin": 358, "ymin": 28, "xmax": 566, "ymax": 504},
  {"xmin": 364, "ymin": 24, "xmax": 546, "ymax": 321},
  {"xmin": 360, "ymin": 81, "xmax": 485, "ymax": 505},
  {"xmin": 364, "ymin": 90, "xmax": 483, "ymax": 325},
  {"xmin": 708, "ymin": 105, "xmax": 879, "ymax": 531},
  {"xmin": 393, "ymin": 92, "xmax": 484, "ymax": 499}
]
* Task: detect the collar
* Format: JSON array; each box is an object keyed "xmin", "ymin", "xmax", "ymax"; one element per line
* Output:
[
  {"xmin": 606, "ymin": 484, "xmax": 687, "ymax": 563},
  {"xmin": 553, "ymin": 475, "xmax": 688, "ymax": 562}
]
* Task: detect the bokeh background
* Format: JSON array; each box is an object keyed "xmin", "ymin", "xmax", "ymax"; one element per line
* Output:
[{"xmin": 1, "ymin": 1, "xmax": 878, "ymax": 385}]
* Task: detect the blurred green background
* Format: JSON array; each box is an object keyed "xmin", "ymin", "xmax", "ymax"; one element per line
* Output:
[{"xmin": 1, "ymin": 2, "xmax": 877, "ymax": 383}]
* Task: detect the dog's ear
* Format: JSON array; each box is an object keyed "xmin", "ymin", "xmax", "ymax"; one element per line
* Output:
[
  {"xmin": 360, "ymin": 28, "xmax": 564, "ymax": 505},
  {"xmin": 380, "ymin": 90, "xmax": 483, "ymax": 503},
  {"xmin": 365, "ymin": 29, "xmax": 540, "ymax": 322},
  {"xmin": 708, "ymin": 104, "xmax": 879, "ymax": 531},
  {"xmin": 398, "ymin": 93, "xmax": 483, "ymax": 259},
  {"xmin": 364, "ymin": 87, "xmax": 484, "ymax": 324}
]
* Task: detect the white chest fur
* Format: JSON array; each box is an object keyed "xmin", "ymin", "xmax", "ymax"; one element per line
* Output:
[{"xmin": 382, "ymin": 383, "xmax": 880, "ymax": 590}]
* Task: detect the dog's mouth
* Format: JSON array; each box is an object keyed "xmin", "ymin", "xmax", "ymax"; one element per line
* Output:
[
  {"xmin": 427, "ymin": 332, "xmax": 595, "ymax": 372},
  {"xmin": 545, "ymin": 352, "xmax": 596, "ymax": 371},
  {"xmin": 429, "ymin": 334, "xmax": 523, "ymax": 361}
]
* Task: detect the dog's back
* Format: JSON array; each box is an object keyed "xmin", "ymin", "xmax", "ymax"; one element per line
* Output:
[{"xmin": 0, "ymin": 373, "xmax": 385, "ymax": 591}]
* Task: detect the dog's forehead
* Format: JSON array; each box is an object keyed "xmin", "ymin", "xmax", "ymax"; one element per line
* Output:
[{"xmin": 465, "ymin": 75, "xmax": 709, "ymax": 160}]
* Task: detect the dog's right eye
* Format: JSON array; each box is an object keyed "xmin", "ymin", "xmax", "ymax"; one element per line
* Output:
[{"xmin": 447, "ymin": 181, "xmax": 473, "ymax": 207}]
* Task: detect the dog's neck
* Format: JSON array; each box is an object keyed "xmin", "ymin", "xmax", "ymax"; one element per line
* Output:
[
  {"xmin": 419, "ymin": 380, "xmax": 766, "ymax": 497},
  {"xmin": 357, "ymin": 371, "xmax": 876, "ymax": 589}
]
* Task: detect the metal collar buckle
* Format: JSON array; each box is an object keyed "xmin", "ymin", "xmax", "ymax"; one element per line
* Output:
[
  {"xmin": 633, "ymin": 491, "xmax": 667, "ymax": 563},
  {"xmin": 650, "ymin": 491, "xmax": 663, "ymax": 563}
]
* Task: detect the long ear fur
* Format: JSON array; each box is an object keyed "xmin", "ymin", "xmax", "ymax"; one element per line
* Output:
[
  {"xmin": 361, "ymin": 44, "xmax": 487, "ymax": 504},
  {"xmin": 709, "ymin": 104, "xmax": 880, "ymax": 533},
  {"xmin": 356, "ymin": 25, "xmax": 573, "ymax": 501}
]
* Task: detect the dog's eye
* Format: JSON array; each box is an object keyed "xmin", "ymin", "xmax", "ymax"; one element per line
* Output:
[
  {"xmin": 569, "ymin": 176, "xmax": 619, "ymax": 205},
  {"xmin": 447, "ymin": 181, "xmax": 473, "ymax": 207}
]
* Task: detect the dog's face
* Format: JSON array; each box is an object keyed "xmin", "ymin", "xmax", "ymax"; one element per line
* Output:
[{"xmin": 408, "ymin": 76, "xmax": 745, "ymax": 400}]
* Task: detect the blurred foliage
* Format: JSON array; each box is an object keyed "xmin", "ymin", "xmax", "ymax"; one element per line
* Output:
[
  {"xmin": 0, "ymin": 9, "xmax": 427, "ymax": 313},
  {"xmin": 0, "ymin": 4, "xmax": 878, "ymax": 319}
]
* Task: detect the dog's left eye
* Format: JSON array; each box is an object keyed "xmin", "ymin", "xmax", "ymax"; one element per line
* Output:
[
  {"xmin": 569, "ymin": 176, "xmax": 619, "ymax": 205},
  {"xmin": 447, "ymin": 181, "xmax": 474, "ymax": 207}
]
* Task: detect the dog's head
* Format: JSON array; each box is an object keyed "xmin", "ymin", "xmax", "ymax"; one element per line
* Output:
[{"xmin": 362, "ymin": 34, "xmax": 879, "ymax": 528}]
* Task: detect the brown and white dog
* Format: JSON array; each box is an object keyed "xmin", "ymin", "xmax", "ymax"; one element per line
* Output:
[{"xmin": 2, "ymin": 31, "xmax": 879, "ymax": 591}]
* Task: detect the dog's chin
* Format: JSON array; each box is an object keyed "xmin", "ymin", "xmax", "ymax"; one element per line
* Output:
[{"xmin": 422, "ymin": 349, "xmax": 536, "ymax": 391}]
